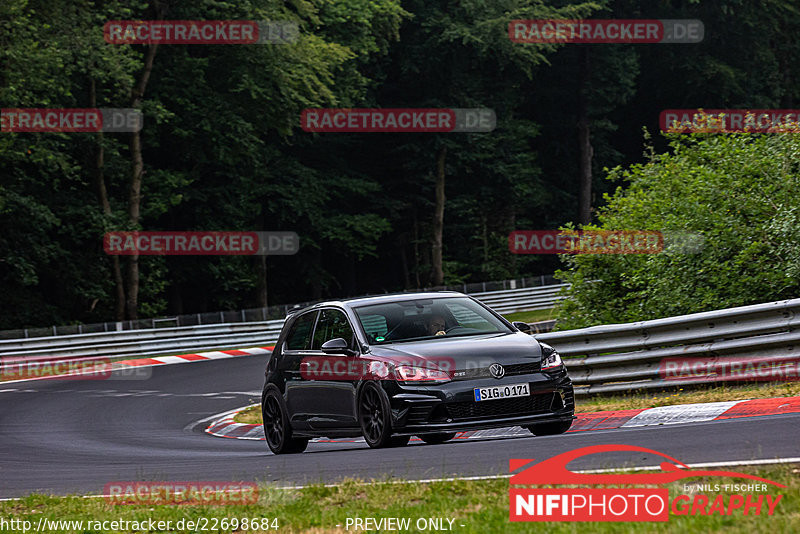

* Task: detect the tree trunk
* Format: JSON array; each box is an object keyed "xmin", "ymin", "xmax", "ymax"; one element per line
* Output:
[
  {"xmin": 400, "ymin": 239, "xmax": 410, "ymax": 289},
  {"xmin": 577, "ymin": 48, "xmax": 593, "ymax": 225},
  {"xmin": 413, "ymin": 212, "xmax": 421, "ymax": 288},
  {"xmin": 431, "ymin": 145, "xmax": 446, "ymax": 285},
  {"xmin": 125, "ymin": 40, "xmax": 159, "ymax": 320},
  {"xmin": 90, "ymin": 78, "xmax": 126, "ymax": 320}
]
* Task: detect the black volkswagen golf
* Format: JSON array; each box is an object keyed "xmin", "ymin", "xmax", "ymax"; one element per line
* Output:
[{"xmin": 261, "ymin": 292, "xmax": 574, "ymax": 453}]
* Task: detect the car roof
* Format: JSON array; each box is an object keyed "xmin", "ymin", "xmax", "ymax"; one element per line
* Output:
[{"xmin": 286, "ymin": 291, "xmax": 469, "ymax": 317}]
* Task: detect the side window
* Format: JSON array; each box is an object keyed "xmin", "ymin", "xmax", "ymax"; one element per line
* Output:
[
  {"xmin": 284, "ymin": 311, "xmax": 317, "ymax": 350},
  {"xmin": 312, "ymin": 309, "xmax": 355, "ymax": 349},
  {"xmin": 360, "ymin": 314, "xmax": 388, "ymax": 342}
]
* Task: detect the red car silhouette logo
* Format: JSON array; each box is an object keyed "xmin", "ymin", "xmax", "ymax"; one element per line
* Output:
[{"xmin": 510, "ymin": 444, "xmax": 786, "ymax": 488}]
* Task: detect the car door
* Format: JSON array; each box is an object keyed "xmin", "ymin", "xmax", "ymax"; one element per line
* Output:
[
  {"xmin": 279, "ymin": 310, "xmax": 318, "ymax": 430},
  {"xmin": 297, "ymin": 308, "xmax": 360, "ymax": 430}
]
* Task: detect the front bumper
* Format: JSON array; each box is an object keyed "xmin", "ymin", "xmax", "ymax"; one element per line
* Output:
[{"xmin": 384, "ymin": 370, "xmax": 575, "ymax": 436}]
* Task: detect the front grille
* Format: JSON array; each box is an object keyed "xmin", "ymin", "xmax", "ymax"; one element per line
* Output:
[
  {"xmin": 456, "ymin": 360, "xmax": 540, "ymax": 379},
  {"xmin": 505, "ymin": 362, "xmax": 541, "ymax": 375},
  {"xmin": 446, "ymin": 393, "xmax": 555, "ymax": 421}
]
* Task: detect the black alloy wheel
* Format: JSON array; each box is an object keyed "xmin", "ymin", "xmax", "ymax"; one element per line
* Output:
[
  {"xmin": 262, "ymin": 389, "xmax": 308, "ymax": 454},
  {"xmin": 358, "ymin": 383, "xmax": 409, "ymax": 448}
]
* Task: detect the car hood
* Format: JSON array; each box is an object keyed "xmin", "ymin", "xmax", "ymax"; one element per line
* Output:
[{"xmin": 366, "ymin": 332, "xmax": 542, "ymax": 370}]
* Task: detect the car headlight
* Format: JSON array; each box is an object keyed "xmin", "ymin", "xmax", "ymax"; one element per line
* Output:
[
  {"xmin": 540, "ymin": 343, "xmax": 564, "ymax": 371},
  {"xmin": 393, "ymin": 365, "xmax": 450, "ymax": 383}
]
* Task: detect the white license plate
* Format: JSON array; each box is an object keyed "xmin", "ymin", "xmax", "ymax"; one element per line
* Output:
[{"xmin": 473, "ymin": 382, "xmax": 530, "ymax": 401}]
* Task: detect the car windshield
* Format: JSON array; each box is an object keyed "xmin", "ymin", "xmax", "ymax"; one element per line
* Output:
[{"xmin": 354, "ymin": 297, "xmax": 511, "ymax": 344}]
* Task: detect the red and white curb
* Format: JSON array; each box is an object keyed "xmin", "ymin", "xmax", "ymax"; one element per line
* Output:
[
  {"xmin": 569, "ymin": 396, "xmax": 800, "ymax": 431},
  {"xmin": 1, "ymin": 346, "xmax": 274, "ymax": 384},
  {"xmin": 112, "ymin": 346, "xmax": 274, "ymax": 371},
  {"xmin": 205, "ymin": 395, "xmax": 800, "ymax": 442}
]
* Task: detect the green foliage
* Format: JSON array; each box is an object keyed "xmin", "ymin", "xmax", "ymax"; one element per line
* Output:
[
  {"xmin": 555, "ymin": 132, "xmax": 800, "ymax": 329},
  {"xmin": 4, "ymin": 0, "xmax": 800, "ymax": 329}
]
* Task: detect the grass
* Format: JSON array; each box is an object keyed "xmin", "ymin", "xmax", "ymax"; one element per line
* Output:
[
  {"xmin": 502, "ymin": 309, "xmax": 555, "ymax": 324},
  {"xmin": 1, "ymin": 464, "xmax": 797, "ymax": 533},
  {"xmin": 236, "ymin": 404, "xmax": 262, "ymax": 424}
]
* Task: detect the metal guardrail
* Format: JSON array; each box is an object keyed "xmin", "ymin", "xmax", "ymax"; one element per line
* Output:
[
  {"xmin": 471, "ymin": 284, "xmax": 568, "ymax": 313},
  {"xmin": 535, "ymin": 298, "xmax": 800, "ymax": 396},
  {"xmin": 3, "ymin": 289, "xmax": 798, "ymax": 400},
  {"xmin": 0, "ymin": 274, "xmax": 562, "ymax": 340},
  {"xmin": 0, "ymin": 284, "xmax": 566, "ymax": 362},
  {"xmin": 0, "ymin": 321, "xmax": 284, "ymax": 362}
]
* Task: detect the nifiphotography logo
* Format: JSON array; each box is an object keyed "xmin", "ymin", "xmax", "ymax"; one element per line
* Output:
[{"xmin": 509, "ymin": 445, "xmax": 785, "ymax": 522}]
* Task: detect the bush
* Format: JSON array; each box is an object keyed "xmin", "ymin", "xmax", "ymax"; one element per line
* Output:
[{"xmin": 555, "ymin": 131, "xmax": 800, "ymax": 329}]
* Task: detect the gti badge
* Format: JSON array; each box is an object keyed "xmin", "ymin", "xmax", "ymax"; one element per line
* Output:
[{"xmin": 489, "ymin": 363, "xmax": 505, "ymax": 379}]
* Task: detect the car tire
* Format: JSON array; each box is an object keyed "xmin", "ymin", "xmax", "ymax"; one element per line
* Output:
[
  {"xmin": 419, "ymin": 432, "xmax": 457, "ymax": 444},
  {"xmin": 262, "ymin": 388, "xmax": 309, "ymax": 454},
  {"xmin": 358, "ymin": 382, "xmax": 400, "ymax": 448},
  {"xmin": 526, "ymin": 419, "xmax": 573, "ymax": 436}
]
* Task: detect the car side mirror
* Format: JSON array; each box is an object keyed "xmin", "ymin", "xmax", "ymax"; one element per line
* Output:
[
  {"xmin": 321, "ymin": 337, "xmax": 356, "ymax": 356},
  {"xmin": 512, "ymin": 321, "xmax": 532, "ymax": 334}
]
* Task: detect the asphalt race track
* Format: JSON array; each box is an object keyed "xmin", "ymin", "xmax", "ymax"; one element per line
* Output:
[{"xmin": 1, "ymin": 355, "xmax": 799, "ymax": 498}]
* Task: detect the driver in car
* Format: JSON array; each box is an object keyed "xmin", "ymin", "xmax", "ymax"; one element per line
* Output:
[{"xmin": 428, "ymin": 314, "xmax": 447, "ymax": 336}]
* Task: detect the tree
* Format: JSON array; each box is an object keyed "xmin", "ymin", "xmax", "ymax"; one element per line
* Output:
[
  {"xmin": 555, "ymin": 130, "xmax": 800, "ymax": 329},
  {"xmin": 368, "ymin": 0, "xmax": 599, "ymax": 286}
]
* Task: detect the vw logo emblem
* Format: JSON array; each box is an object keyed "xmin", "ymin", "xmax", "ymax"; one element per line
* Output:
[{"xmin": 489, "ymin": 363, "xmax": 505, "ymax": 379}]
